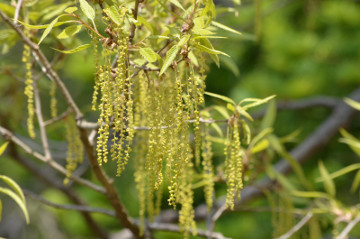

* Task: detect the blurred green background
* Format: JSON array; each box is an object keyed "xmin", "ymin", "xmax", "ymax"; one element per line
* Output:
[{"xmin": 1, "ymin": 0, "xmax": 360, "ymax": 238}]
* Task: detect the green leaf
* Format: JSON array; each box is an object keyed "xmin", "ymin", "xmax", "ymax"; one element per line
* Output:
[
  {"xmin": 210, "ymin": 123, "xmax": 223, "ymax": 137},
  {"xmin": 0, "ymin": 199, "xmax": 2, "ymax": 222},
  {"xmin": 64, "ymin": 6, "xmax": 78, "ymax": 14},
  {"xmin": 261, "ymin": 99, "xmax": 276, "ymax": 130},
  {"xmin": 195, "ymin": 42, "xmax": 229, "ymax": 56},
  {"xmin": 0, "ymin": 175, "xmax": 26, "ymax": 202},
  {"xmin": 177, "ymin": 34, "xmax": 191, "ymax": 47},
  {"xmin": 241, "ymin": 95, "xmax": 276, "ymax": 110},
  {"xmin": 137, "ymin": 16, "xmax": 154, "ymax": 33},
  {"xmin": 292, "ymin": 190, "xmax": 330, "ymax": 199},
  {"xmin": 79, "ymin": 0, "xmax": 95, "ymax": 21},
  {"xmin": 251, "ymin": 128, "xmax": 273, "ymax": 147},
  {"xmin": 106, "ymin": 5, "xmax": 122, "ymax": 25},
  {"xmin": 188, "ymin": 51, "xmax": 198, "ymax": 67},
  {"xmin": 205, "ymin": 91, "xmax": 235, "ymax": 105},
  {"xmin": 219, "ymin": 55, "xmax": 240, "ymax": 77},
  {"xmin": 212, "ymin": 105, "xmax": 230, "ymax": 119},
  {"xmin": 159, "ymin": 45, "xmax": 179, "ymax": 75},
  {"xmin": 57, "ymin": 25, "xmax": 82, "ymax": 39},
  {"xmin": 236, "ymin": 105, "xmax": 253, "ymax": 121},
  {"xmin": 16, "ymin": 20, "xmax": 75, "ymax": 29},
  {"xmin": 212, "ymin": 21, "xmax": 242, "ymax": 35},
  {"xmin": 38, "ymin": 15, "xmax": 63, "ymax": 45},
  {"xmin": 351, "ymin": 170, "xmax": 360, "ymax": 193},
  {"xmin": 251, "ymin": 139, "xmax": 269, "ymax": 154},
  {"xmin": 52, "ymin": 44, "xmax": 91, "ymax": 54},
  {"xmin": 0, "ymin": 187, "xmax": 29, "ymax": 224},
  {"xmin": 169, "ymin": 0, "xmax": 186, "ymax": 11},
  {"xmin": 344, "ymin": 98, "xmax": 360, "ymax": 111},
  {"xmin": 318, "ymin": 161, "xmax": 335, "ymax": 197},
  {"xmin": 199, "ymin": 38, "xmax": 220, "ymax": 67},
  {"xmin": 316, "ymin": 163, "xmax": 360, "ymax": 183},
  {"xmin": 267, "ymin": 166, "xmax": 297, "ymax": 191},
  {"xmin": 0, "ymin": 142, "xmax": 8, "ymax": 156},
  {"xmin": 139, "ymin": 47, "xmax": 160, "ymax": 63},
  {"xmin": 340, "ymin": 128, "xmax": 360, "ymax": 156}
]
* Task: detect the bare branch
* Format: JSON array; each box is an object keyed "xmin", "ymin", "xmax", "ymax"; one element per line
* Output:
[
  {"xmin": 25, "ymin": 190, "xmax": 116, "ymax": 217},
  {"xmin": 0, "ymin": 126, "xmax": 106, "ymax": 194},
  {"xmin": 13, "ymin": 0, "xmax": 24, "ymax": 25},
  {"xmin": 44, "ymin": 109, "xmax": 70, "ymax": 126},
  {"xmin": 337, "ymin": 214, "xmax": 360, "ymax": 239},
  {"xmin": 275, "ymin": 212, "xmax": 313, "ymax": 239}
]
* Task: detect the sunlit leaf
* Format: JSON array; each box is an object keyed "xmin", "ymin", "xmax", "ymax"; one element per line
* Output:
[
  {"xmin": 339, "ymin": 128, "xmax": 360, "ymax": 156},
  {"xmin": 261, "ymin": 100, "xmax": 276, "ymax": 130},
  {"xmin": 57, "ymin": 25, "xmax": 82, "ymax": 39},
  {"xmin": 159, "ymin": 45, "xmax": 179, "ymax": 75},
  {"xmin": 236, "ymin": 105, "xmax": 253, "ymax": 121},
  {"xmin": 251, "ymin": 128, "xmax": 273, "ymax": 147},
  {"xmin": 140, "ymin": 47, "xmax": 160, "ymax": 63},
  {"xmin": 137, "ymin": 16, "xmax": 154, "ymax": 33},
  {"xmin": 177, "ymin": 34, "xmax": 191, "ymax": 47},
  {"xmin": 64, "ymin": 6, "xmax": 78, "ymax": 14},
  {"xmin": 205, "ymin": 91, "xmax": 235, "ymax": 105},
  {"xmin": 0, "ymin": 175, "xmax": 26, "ymax": 203},
  {"xmin": 318, "ymin": 161, "xmax": 335, "ymax": 197},
  {"xmin": 351, "ymin": 170, "xmax": 360, "ymax": 193},
  {"xmin": 0, "ymin": 187, "xmax": 29, "ymax": 224},
  {"xmin": 38, "ymin": 15, "xmax": 65, "ymax": 45},
  {"xmin": 212, "ymin": 21, "xmax": 242, "ymax": 35},
  {"xmin": 292, "ymin": 190, "xmax": 330, "ymax": 199},
  {"xmin": 16, "ymin": 20, "xmax": 75, "ymax": 29},
  {"xmin": 344, "ymin": 98, "xmax": 360, "ymax": 111},
  {"xmin": 52, "ymin": 44, "xmax": 91, "ymax": 54},
  {"xmin": 241, "ymin": 95, "xmax": 276, "ymax": 110},
  {"xmin": 0, "ymin": 199, "xmax": 2, "ymax": 222},
  {"xmin": 251, "ymin": 139, "xmax": 269, "ymax": 154},
  {"xmin": 79, "ymin": 0, "xmax": 95, "ymax": 20},
  {"xmin": 212, "ymin": 105, "xmax": 230, "ymax": 119},
  {"xmin": 188, "ymin": 51, "xmax": 198, "ymax": 66},
  {"xmin": 195, "ymin": 42, "xmax": 229, "ymax": 56},
  {"xmin": 316, "ymin": 163, "xmax": 360, "ymax": 182},
  {"xmin": 106, "ymin": 5, "xmax": 122, "ymax": 25},
  {"xmin": 0, "ymin": 142, "xmax": 8, "ymax": 156}
]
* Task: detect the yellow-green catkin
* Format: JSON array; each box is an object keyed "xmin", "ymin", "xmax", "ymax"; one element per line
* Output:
[
  {"xmin": 224, "ymin": 119, "xmax": 244, "ymax": 210},
  {"xmin": 64, "ymin": 114, "xmax": 84, "ymax": 185},
  {"xmin": 49, "ymin": 80, "xmax": 57, "ymax": 118},
  {"xmin": 91, "ymin": 35, "xmax": 100, "ymax": 111},
  {"xmin": 201, "ymin": 124, "xmax": 214, "ymax": 210},
  {"xmin": 22, "ymin": 42, "xmax": 35, "ymax": 139}
]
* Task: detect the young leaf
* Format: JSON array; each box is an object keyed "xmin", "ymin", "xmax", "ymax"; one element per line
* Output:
[
  {"xmin": 195, "ymin": 42, "xmax": 229, "ymax": 56},
  {"xmin": 318, "ymin": 161, "xmax": 336, "ymax": 197},
  {"xmin": 64, "ymin": 6, "xmax": 78, "ymax": 14},
  {"xmin": 212, "ymin": 105, "xmax": 230, "ymax": 119},
  {"xmin": 177, "ymin": 34, "xmax": 191, "ymax": 47},
  {"xmin": 0, "ymin": 142, "xmax": 8, "ymax": 156},
  {"xmin": 236, "ymin": 105, "xmax": 253, "ymax": 121},
  {"xmin": 316, "ymin": 163, "xmax": 360, "ymax": 183},
  {"xmin": 212, "ymin": 21, "xmax": 242, "ymax": 35},
  {"xmin": 137, "ymin": 16, "xmax": 154, "ymax": 33},
  {"xmin": 340, "ymin": 128, "xmax": 360, "ymax": 156},
  {"xmin": 261, "ymin": 99, "xmax": 276, "ymax": 130},
  {"xmin": 52, "ymin": 44, "xmax": 91, "ymax": 54},
  {"xmin": 0, "ymin": 199, "xmax": 2, "ymax": 222},
  {"xmin": 140, "ymin": 48, "xmax": 160, "ymax": 63},
  {"xmin": 0, "ymin": 187, "xmax": 29, "ymax": 224},
  {"xmin": 106, "ymin": 5, "xmax": 122, "ymax": 25},
  {"xmin": 79, "ymin": 0, "xmax": 95, "ymax": 21},
  {"xmin": 205, "ymin": 91, "xmax": 235, "ymax": 105},
  {"xmin": 159, "ymin": 45, "xmax": 179, "ymax": 75},
  {"xmin": 57, "ymin": 25, "xmax": 82, "ymax": 39},
  {"xmin": 351, "ymin": 170, "xmax": 360, "ymax": 193},
  {"xmin": 291, "ymin": 190, "xmax": 329, "ymax": 199},
  {"xmin": 169, "ymin": 0, "xmax": 186, "ymax": 11},
  {"xmin": 199, "ymin": 38, "xmax": 220, "ymax": 67},
  {"xmin": 241, "ymin": 95, "xmax": 276, "ymax": 110},
  {"xmin": 16, "ymin": 20, "xmax": 75, "ymax": 29},
  {"xmin": 344, "ymin": 98, "xmax": 360, "ymax": 111},
  {"xmin": 0, "ymin": 175, "xmax": 26, "ymax": 202},
  {"xmin": 38, "ymin": 16, "xmax": 62, "ymax": 45}
]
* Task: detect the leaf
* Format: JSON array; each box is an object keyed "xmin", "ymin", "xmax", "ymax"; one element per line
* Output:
[
  {"xmin": 16, "ymin": 20, "xmax": 75, "ymax": 29},
  {"xmin": 251, "ymin": 139, "xmax": 269, "ymax": 154},
  {"xmin": 188, "ymin": 51, "xmax": 198, "ymax": 67},
  {"xmin": 0, "ymin": 199, "xmax": 2, "ymax": 222},
  {"xmin": 57, "ymin": 25, "xmax": 82, "ymax": 39},
  {"xmin": 0, "ymin": 142, "xmax": 8, "ymax": 156},
  {"xmin": 212, "ymin": 21, "xmax": 242, "ymax": 35},
  {"xmin": 261, "ymin": 99, "xmax": 276, "ymax": 130},
  {"xmin": 195, "ymin": 42, "xmax": 229, "ymax": 56},
  {"xmin": 340, "ymin": 128, "xmax": 360, "ymax": 156},
  {"xmin": 291, "ymin": 190, "xmax": 330, "ymax": 199},
  {"xmin": 267, "ymin": 166, "xmax": 297, "ymax": 191},
  {"xmin": 318, "ymin": 161, "xmax": 335, "ymax": 197},
  {"xmin": 220, "ymin": 55, "xmax": 240, "ymax": 77},
  {"xmin": 106, "ymin": 5, "xmax": 122, "ymax": 25},
  {"xmin": 316, "ymin": 163, "xmax": 360, "ymax": 183},
  {"xmin": 212, "ymin": 105, "xmax": 230, "ymax": 119},
  {"xmin": 241, "ymin": 95, "xmax": 276, "ymax": 110},
  {"xmin": 0, "ymin": 187, "xmax": 29, "ymax": 224},
  {"xmin": 52, "ymin": 44, "xmax": 91, "ymax": 54},
  {"xmin": 205, "ymin": 91, "xmax": 235, "ymax": 105},
  {"xmin": 210, "ymin": 123, "xmax": 223, "ymax": 137},
  {"xmin": 140, "ymin": 48, "xmax": 160, "ymax": 63},
  {"xmin": 177, "ymin": 34, "xmax": 191, "ymax": 47},
  {"xmin": 236, "ymin": 105, "xmax": 253, "ymax": 121},
  {"xmin": 159, "ymin": 45, "xmax": 179, "ymax": 75},
  {"xmin": 199, "ymin": 38, "xmax": 220, "ymax": 67},
  {"xmin": 0, "ymin": 175, "xmax": 26, "ymax": 203},
  {"xmin": 137, "ymin": 16, "xmax": 154, "ymax": 34},
  {"xmin": 38, "ymin": 15, "xmax": 63, "ymax": 45},
  {"xmin": 79, "ymin": 0, "xmax": 95, "ymax": 21},
  {"xmin": 251, "ymin": 128, "xmax": 273, "ymax": 147},
  {"xmin": 64, "ymin": 6, "xmax": 78, "ymax": 14},
  {"xmin": 351, "ymin": 170, "xmax": 360, "ymax": 193},
  {"xmin": 344, "ymin": 98, "xmax": 360, "ymax": 111},
  {"xmin": 169, "ymin": 0, "xmax": 186, "ymax": 11}
]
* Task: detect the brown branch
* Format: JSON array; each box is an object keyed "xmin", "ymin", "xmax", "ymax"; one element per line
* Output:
[
  {"xmin": 44, "ymin": 109, "xmax": 70, "ymax": 126},
  {"xmin": 24, "ymin": 190, "xmax": 116, "ymax": 217},
  {"xmin": 0, "ymin": 126, "xmax": 106, "ymax": 194},
  {"xmin": 129, "ymin": 0, "xmax": 141, "ymax": 43},
  {"xmin": 0, "ymin": 10, "xmax": 83, "ymax": 120},
  {"xmin": 78, "ymin": 128, "xmax": 143, "ymax": 238},
  {"xmin": 275, "ymin": 212, "xmax": 313, "ymax": 239},
  {"xmin": 4, "ymin": 139, "xmax": 109, "ymax": 239}
]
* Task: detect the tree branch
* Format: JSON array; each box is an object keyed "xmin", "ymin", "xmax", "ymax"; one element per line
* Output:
[
  {"xmin": 275, "ymin": 212, "xmax": 313, "ymax": 239},
  {"xmin": 337, "ymin": 214, "xmax": 360, "ymax": 239},
  {"xmin": 0, "ymin": 126, "xmax": 106, "ymax": 194}
]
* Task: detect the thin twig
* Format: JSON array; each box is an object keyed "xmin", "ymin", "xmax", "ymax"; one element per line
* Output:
[
  {"xmin": 44, "ymin": 109, "xmax": 70, "ymax": 126},
  {"xmin": 33, "ymin": 79, "xmax": 52, "ymax": 161},
  {"xmin": 0, "ymin": 126, "xmax": 106, "ymax": 194},
  {"xmin": 337, "ymin": 214, "xmax": 360, "ymax": 239},
  {"xmin": 129, "ymin": 0, "xmax": 141, "ymax": 43},
  {"xmin": 13, "ymin": 0, "xmax": 24, "ymax": 25},
  {"xmin": 24, "ymin": 190, "xmax": 116, "ymax": 217},
  {"xmin": 275, "ymin": 212, "xmax": 313, "ymax": 239}
]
